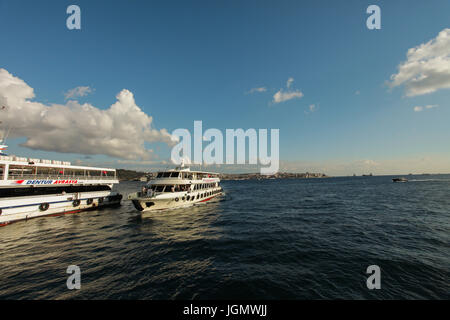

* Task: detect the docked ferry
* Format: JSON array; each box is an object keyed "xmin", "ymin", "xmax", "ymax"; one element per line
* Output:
[
  {"xmin": 127, "ymin": 165, "xmax": 223, "ymax": 212},
  {"xmin": 0, "ymin": 142, "xmax": 122, "ymax": 226}
]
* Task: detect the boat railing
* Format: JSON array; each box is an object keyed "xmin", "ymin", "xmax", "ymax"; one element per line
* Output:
[{"xmin": 7, "ymin": 174, "xmax": 117, "ymax": 181}]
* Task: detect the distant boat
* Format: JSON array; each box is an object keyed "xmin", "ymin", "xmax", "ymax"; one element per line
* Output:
[{"xmin": 392, "ymin": 177, "xmax": 408, "ymax": 183}]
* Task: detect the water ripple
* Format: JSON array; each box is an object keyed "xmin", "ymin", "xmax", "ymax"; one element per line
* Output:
[{"xmin": 0, "ymin": 176, "xmax": 449, "ymax": 299}]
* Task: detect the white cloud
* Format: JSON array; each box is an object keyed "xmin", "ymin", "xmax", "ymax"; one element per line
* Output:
[
  {"xmin": 362, "ymin": 159, "xmax": 378, "ymax": 166},
  {"xmin": 272, "ymin": 77, "xmax": 304, "ymax": 104},
  {"xmin": 286, "ymin": 77, "xmax": 294, "ymax": 88},
  {"xmin": 304, "ymin": 104, "xmax": 317, "ymax": 114},
  {"xmin": 171, "ymin": 155, "xmax": 192, "ymax": 165},
  {"xmin": 278, "ymin": 155, "xmax": 450, "ymax": 176},
  {"xmin": 389, "ymin": 28, "xmax": 450, "ymax": 96},
  {"xmin": 0, "ymin": 68, "xmax": 176, "ymax": 160},
  {"xmin": 247, "ymin": 87, "xmax": 267, "ymax": 94},
  {"xmin": 64, "ymin": 86, "xmax": 93, "ymax": 99},
  {"xmin": 413, "ymin": 104, "xmax": 438, "ymax": 112},
  {"xmin": 273, "ymin": 89, "xmax": 304, "ymax": 103}
]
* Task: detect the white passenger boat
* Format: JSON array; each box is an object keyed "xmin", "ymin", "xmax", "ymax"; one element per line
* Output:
[
  {"xmin": 127, "ymin": 164, "xmax": 223, "ymax": 212},
  {"xmin": 0, "ymin": 141, "xmax": 122, "ymax": 226}
]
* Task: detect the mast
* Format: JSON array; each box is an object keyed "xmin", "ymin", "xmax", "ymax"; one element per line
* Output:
[{"xmin": 0, "ymin": 105, "xmax": 9, "ymax": 156}]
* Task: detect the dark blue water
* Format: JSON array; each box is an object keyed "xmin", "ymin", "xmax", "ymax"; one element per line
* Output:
[{"xmin": 0, "ymin": 176, "xmax": 449, "ymax": 299}]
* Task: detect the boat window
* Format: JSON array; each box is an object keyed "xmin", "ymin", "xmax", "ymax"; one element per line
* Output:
[
  {"xmin": 155, "ymin": 185, "xmax": 165, "ymax": 192},
  {"xmin": 0, "ymin": 185, "xmax": 112, "ymax": 198},
  {"xmin": 166, "ymin": 185, "xmax": 175, "ymax": 192},
  {"xmin": 170, "ymin": 172, "xmax": 179, "ymax": 178},
  {"xmin": 162, "ymin": 172, "xmax": 171, "ymax": 178},
  {"xmin": 156, "ymin": 172, "xmax": 163, "ymax": 178}
]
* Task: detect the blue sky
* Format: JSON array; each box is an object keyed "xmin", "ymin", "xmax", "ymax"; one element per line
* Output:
[{"xmin": 1, "ymin": 0, "xmax": 450, "ymax": 175}]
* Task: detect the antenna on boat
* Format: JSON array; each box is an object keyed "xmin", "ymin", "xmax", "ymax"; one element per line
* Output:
[{"xmin": 0, "ymin": 105, "xmax": 10, "ymax": 155}]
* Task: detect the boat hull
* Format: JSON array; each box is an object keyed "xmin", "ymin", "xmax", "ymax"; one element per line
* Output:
[
  {"xmin": 130, "ymin": 191, "xmax": 223, "ymax": 212},
  {"xmin": 0, "ymin": 192, "xmax": 122, "ymax": 226}
]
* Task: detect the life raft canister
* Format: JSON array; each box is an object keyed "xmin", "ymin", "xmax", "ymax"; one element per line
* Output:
[{"xmin": 39, "ymin": 203, "xmax": 49, "ymax": 211}]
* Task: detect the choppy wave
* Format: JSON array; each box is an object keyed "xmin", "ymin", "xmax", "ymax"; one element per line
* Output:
[{"xmin": 0, "ymin": 175, "xmax": 449, "ymax": 299}]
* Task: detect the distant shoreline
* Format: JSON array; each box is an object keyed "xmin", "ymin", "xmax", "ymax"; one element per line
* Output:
[
  {"xmin": 117, "ymin": 169, "xmax": 450, "ymax": 182},
  {"xmin": 117, "ymin": 169, "xmax": 329, "ymax": 182}
]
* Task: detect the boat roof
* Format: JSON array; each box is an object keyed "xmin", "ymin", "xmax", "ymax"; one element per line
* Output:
[
  {"xmin": 161, "ymin": 167, "xmax": 219, "ymax": 175},
  {"xmin": 0, "ymin": 159, "xmax": 116, "ymax": 172}
]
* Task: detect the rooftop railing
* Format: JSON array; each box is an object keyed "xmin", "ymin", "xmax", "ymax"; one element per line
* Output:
[{"xmin": 6, "ymin": 174, "xmax": 117, "ymax": 181}]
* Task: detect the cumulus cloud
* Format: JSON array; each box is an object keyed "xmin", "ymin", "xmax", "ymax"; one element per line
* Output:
[
  {"xmin": 362, "ymin": 159, "xmax": 378, "ymax": 166},
  {"xmin": 286, "ymin": 77, "xmax": 294, "ymax": 88},
  {"xmin": 171, "ymin": 155, "xmax": 192, "ymax": 165},
  {"xmin": 0, "ymin": 68, "xmax": 176, "ymax": 160},
  {"xmin": 278, "ymin": 155, "xmax": 450, "ymax": 176},
  {"xmin": 64, "ymin": 86, "xmax": 93, "ymax": 99},
  {"xmin": 273, "ymin": 77, "xmax": 304, "ymax": 104},
  {"xmin": 247, "ymin": 87, "xmax": 267, "ymax": 94},
  {"xmin": 389, "ymin": 28, "xmax": 450, "ymax": 96},
  {"xmin": 273, "ymin": 89, "xmax": 303, "ymax": 103},
  {"xmin": 413, "ymin": 104, "xmax": 438, "ymax": 112},
  {"xmin": 304, "ymin": 104, "xmax": 317, "ymax": 114}
]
